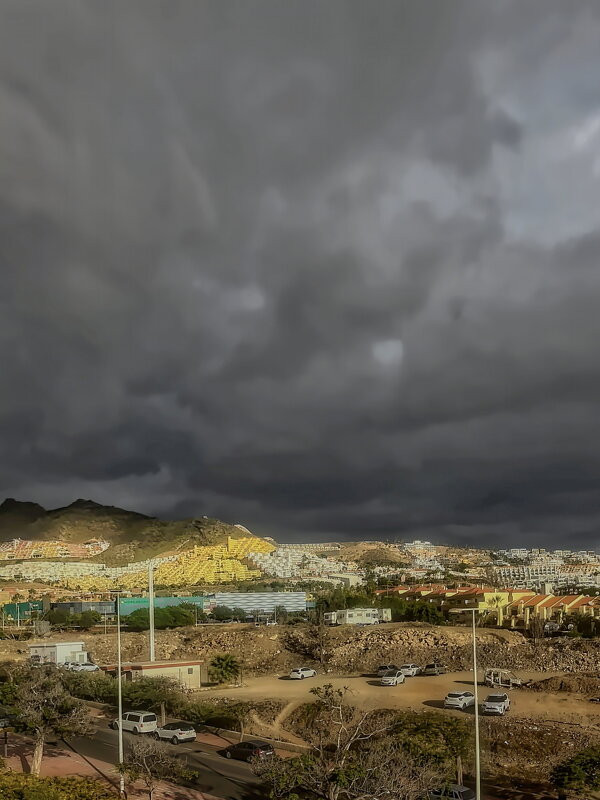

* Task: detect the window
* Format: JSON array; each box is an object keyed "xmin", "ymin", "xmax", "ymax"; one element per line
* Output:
[
  {"xmin": 188, "ymin": 668, "xmax": 193, "ymax": 674},
  {"xmin": 143, "ymin": 715, "xmax": 155, "ymax": 723}
]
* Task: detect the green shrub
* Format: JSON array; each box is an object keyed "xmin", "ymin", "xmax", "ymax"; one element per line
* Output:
[{"xmin": 0, "ymin": 771, "xmax": 114, "ymax": 799}]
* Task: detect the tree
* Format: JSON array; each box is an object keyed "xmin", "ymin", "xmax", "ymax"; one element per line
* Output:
[
  {"xmin": 274, "ymin": 605, "xmax": 289, "ymax": 624},
  {"xmin": 211, "ymin": 605, "xmax": 234, "ymax": 621},
  {"xmin": 530, "ymin": 615, "xmax": 545, "ymax": 643},
  {"xmin": 45, "ymin": 609, "xmax": 72, "ymax": 628},
  {"xmin": 10, "ymin": 664, "xmax": 93, "ymax": 775},
  {"xmin": 118, "ymin": 737, "xmax": 197, "ymax": 800},
  {"xmin": 255, "ymin": 684, "xmax": 444, "ymax": 800},
  {"xmin": 483, "ymin": 594, "xmax": 506, "ymax": 627},
  {"xmin": 552, "ymin": 747, "xmax": 600, "ymax": 799},
  {"xmin": 78, "ymin": 610, "xmax": 102, "ymax": 630},
  {"xmin": 209, "ymin": 654, "xmax": 241, "ymax": 684},
  {"xmin": 124, "ymin": 606, "xmax": 195, "ymax": 631},
  {"xmin": 232, "ymin": 606, "xmax": 248, "ymax": 621}
]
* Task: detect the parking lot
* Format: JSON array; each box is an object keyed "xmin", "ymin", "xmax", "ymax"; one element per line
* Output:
[{"xmin": 206, "ymin": 670, "xmax": 600, "ymax": 726}]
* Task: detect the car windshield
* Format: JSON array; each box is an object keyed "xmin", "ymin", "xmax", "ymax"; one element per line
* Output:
[
  {"xmin": 383, "ymin": 671, "xmax": 397, "ymax": 677},
  {"xmin": 486, "ymin": 696, "xmax": 506, "ymax": 703},
  {"xmin": 446, "ymin": 693, "xmax": 462, "ymax": 699}
]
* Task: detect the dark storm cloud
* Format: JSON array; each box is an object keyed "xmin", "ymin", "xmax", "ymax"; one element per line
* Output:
[{"xmin": 2, "ymin": 0, "xmax": 600, "ymax": 546}]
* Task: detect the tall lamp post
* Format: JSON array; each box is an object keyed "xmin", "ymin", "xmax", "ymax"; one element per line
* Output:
[
  {"xmin": 114, "ymin": 590, "xmax": 125, "ymax": 798},
  {"xmin": 450, "ymin": 607, "xmax": 481, "ymax": 800}
]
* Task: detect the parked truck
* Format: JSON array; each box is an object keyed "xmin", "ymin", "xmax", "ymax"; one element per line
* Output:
[{"xmin": 323, "ymin": 607, "xmax": 392, "ymax": 626}]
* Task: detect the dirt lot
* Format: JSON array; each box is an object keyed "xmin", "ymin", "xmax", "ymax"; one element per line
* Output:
[
  {"xmin": 203, "ymin": 670, "xmax": 600, "ymax": 789},
  {"xmin": 202, "ymin": 670, "xmax": 600, "ymax": 726}
]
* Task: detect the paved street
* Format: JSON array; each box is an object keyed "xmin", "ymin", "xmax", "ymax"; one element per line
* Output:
[{"xmin": 69, "ymin": 726, "xmax": 265, "ymax": 800}]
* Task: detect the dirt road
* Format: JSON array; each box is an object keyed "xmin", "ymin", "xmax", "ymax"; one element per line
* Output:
[{"xmin": 204, "ymin": 670, "xmax": 600, "ymax": 727}]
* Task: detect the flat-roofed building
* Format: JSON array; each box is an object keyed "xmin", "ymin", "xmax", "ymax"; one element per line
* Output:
[{"xmin": 102, "ymin": 659, "xmax": 205, "ymax": 689}]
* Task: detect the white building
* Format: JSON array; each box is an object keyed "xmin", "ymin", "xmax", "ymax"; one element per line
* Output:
[
  {"xmin": 324, "ymin": 608, "xmax": 391, "ymax": 625},
  {"xmin": 28, "ymin": 641, "xmax": 88, "ymax": 665}
]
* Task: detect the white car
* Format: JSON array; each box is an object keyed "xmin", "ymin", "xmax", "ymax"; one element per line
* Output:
[
  {"xmin": 154, "ymin": 721, "xmax": 196, "ymax": 744},
  {"xmin": 380, "ymin": 670, "xmax": 406, "ymax": 686},
  {"xmin": 289, "ymin": 667, "xmax": 317, "ymax": 680},
  {"xmin": 482, "ymin": 693, "xmax": 510, "ymax": 715},
  {"xmin": 443, "ymin": 691, "xmax": 475, "ymax": 711},
  {"xmin": 376, "ymin": 664, "xmax": 400, "ymax": 677},
  {"xmin": 71, "ymin": 663, "xmax": 100, "ymax": 672},
  {"xmin": 399, "ymin": 664, "xmax": 421, "ymax": 677},
  {"xmin": 110, "ymin": 711, "xmax": 158, "ymax": 734}
]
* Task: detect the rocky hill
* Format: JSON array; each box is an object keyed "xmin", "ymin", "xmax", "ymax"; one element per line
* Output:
[{"xmin": 0, "ymin": 498, "xmax": 263, "ymax": 566}]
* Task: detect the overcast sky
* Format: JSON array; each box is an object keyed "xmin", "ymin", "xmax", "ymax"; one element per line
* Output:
[{"xmin": 2, "ymin": 1, "xmax": 600, "ymax": 547}]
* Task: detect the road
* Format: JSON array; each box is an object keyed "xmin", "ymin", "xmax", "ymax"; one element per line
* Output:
[
  {"xmin": 61, "ymin": 725, "xmax": 556, "ymax": 800},
  {"xmin": 68, "ymin": 726, "xmax": 265, "ymax": 800}
]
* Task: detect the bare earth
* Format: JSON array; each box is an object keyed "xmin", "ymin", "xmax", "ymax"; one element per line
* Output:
[{"xmin": 202, "ymin": 670, "xmax": 600, "ymax": 727}]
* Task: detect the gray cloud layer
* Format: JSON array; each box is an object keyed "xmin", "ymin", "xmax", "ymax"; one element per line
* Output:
[{"xmin": 2, "ymin": 0, "xmax": 600, "ymax": 547}]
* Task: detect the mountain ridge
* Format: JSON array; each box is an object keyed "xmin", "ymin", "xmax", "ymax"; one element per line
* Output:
[{"xmin": 0, "ymin": 498, "xmax": 262, "ymax": 566}]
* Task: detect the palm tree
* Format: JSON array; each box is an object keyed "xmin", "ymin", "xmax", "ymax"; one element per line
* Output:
[
  {"xmin": 209, "ymin": 654, "xmax": 241, "ymax": 684},
  {"xmin": 485, "ymin": 594, "xmax": 506, "ymax": 627}
]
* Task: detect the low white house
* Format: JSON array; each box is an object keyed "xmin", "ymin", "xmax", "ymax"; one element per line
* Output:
[
  {"xmin": 324, "ymin": 608, "xmax": 391, "ymax": 626},
  {"xmin": 28, "ymin": 641, "xmax": 88, "ymax": 665}
]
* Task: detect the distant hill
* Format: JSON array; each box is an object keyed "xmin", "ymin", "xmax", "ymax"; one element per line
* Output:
[{"xmin": 0, "ymin": 498, "xmax": 262, "ymax": 566}]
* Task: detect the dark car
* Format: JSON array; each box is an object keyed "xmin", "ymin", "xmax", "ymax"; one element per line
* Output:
[{"xmin": 224, "ymin": 740, "xmax": 275, "ymax": 762}]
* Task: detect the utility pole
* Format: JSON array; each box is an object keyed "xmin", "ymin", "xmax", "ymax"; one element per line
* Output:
[
  {"xmin": 116, "ymin": 592, "xmax": 125, "ymax": 799},
  {"xmin": 148, "ymin": 562, "xmax": 155, "ymax": 662},
  {"xmin": 450, "ymin": 607, "xmax": 481, "ymax": 800},
  {"xmin": 471, "ymin": 608, "xmax": 481, "ymax": 800}
]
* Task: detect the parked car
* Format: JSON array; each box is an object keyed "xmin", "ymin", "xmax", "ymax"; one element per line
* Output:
[
  {"xmin": 399, "ymin": 664, "xmax": 421, "ymax": 677},
  {"xmin": 376, "ymin": 664, "xmax": 400, "ymax": 677},
  {"xmin": 289, "ymin": 667, "xmax": 317, "ymax": 680},
  {"xmin": 154, "ymin": 721, "xmax": 196, "ymax": 744},
  {"xmin": 482, "ymin": 693, "xmax": 510, "ymax": 715},
  {"xmin": 429, "ymin": 784, "xmax": 476, "ymax": 800},
  {"xmin": 0, "ymin": 705, "xmax": 13, "ymax": 729},
  {"xmin": 71, "ymin": 663, "xmax": 100, "ymax": 672},
  {"xmin": 422, "ymin": 663, "xmax": 446, "ymax": 675},
  {"xmin": 224, "ymin": 740, "xmax": 275, "ymax": 762},
  {"xmin": 380, "ymin": 670, "xmax": 406, "ymax": 686},
  {"xmin": 443, "ymin": 691, "xmax": 475, "ymax": 711},
  {"xmin": 110, "ymin": 711, "xmax": 158, "ymax": 734}
]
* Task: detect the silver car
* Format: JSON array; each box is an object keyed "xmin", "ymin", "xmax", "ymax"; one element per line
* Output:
[
  {"xmin": 154, "ymin": 721, "xmax": 196, "ymax": 744},
  {"xmin": 289, "ymin": 667, "xmax": 317, "ymax": 680},
  {"xmin": 429, "ymin": 785, "xmax": 475, "ymax": 800},
  {"xmin": 399, "ymin": 664, "xmax": 421, "ymax": 677},
  {"xmin": 482, "ymin": 693, "xmax": 510, "ymax": 715},
  {"xmin": 376, "ymin": 664, "xmax": 400, "ymax": 677},
  {"xmin": 443, "ymin": 691, "xmax": 475, "ymax": 710},
  {"xmin": 380, "ymin": 670, "xmax": 406, "ymax": 686},
  {"xmin": 71, "ymin": 662, "xmax": 100, "ymax": 672}
]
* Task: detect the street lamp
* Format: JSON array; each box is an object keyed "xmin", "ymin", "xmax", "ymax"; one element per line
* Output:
[
  {"xmin": 113, "ymin": 590, "xmax": 125, "ymax": 799},
  {"xmin": 450, "ymin": 607, "xmax": 481, "ymax": 800}
]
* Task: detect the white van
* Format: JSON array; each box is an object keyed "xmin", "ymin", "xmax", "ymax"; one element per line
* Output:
[{"xmin": 110, "ymin": 711, "xmax": 158, "ymax": 734}]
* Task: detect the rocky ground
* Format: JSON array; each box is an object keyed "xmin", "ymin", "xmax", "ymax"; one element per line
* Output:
[{"xmin": 3, "ymin": 622, "xmax": 600, "ymax": 676}]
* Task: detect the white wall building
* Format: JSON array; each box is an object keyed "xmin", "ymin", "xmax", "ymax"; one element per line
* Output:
[{"xmin": 28, "ymin": 641, "xmax": 88, "ymax": 665}]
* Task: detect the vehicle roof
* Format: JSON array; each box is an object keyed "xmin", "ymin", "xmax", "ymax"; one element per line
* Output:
[
  {"xmin": 125, "ymin": 710, "xmax": 156, "ymax": 715},
  {"xmin": 162, "ymin": 720, "xmax": 194, "ymax": 726}
]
